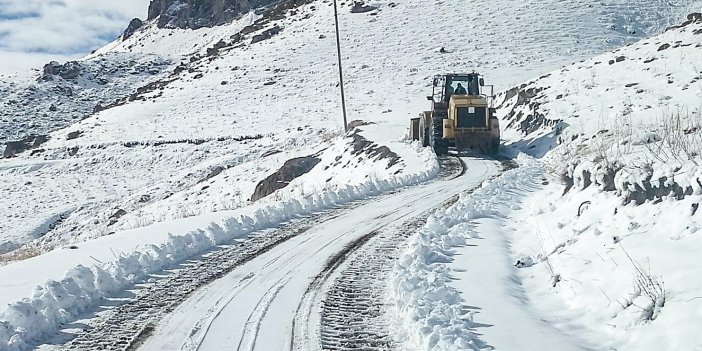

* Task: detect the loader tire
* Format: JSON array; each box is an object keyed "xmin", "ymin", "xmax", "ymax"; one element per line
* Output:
[
  {"xmin": 419, "ymin": 116, "xmax": 429, "ymax": 147},
  {"xmin": 490, "ymin": 138, "xmax": 500, "ymax": 155},
  {"xmin": 429, "ymin": 115, "xmax": 448, "ymax": 155}
]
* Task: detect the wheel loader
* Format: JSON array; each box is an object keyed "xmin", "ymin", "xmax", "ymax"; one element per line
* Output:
[{"xmin": 409, "ymin": 73, "xmax": 500, "ymax": 155}]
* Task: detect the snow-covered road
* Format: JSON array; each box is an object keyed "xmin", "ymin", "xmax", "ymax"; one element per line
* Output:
[{"xmin": 137, "ymin": 156, "xmax": 498, "ymax": 350}]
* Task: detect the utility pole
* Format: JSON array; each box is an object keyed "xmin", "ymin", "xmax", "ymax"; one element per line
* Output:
[{"xmin": 332, "ymin": 0, "xmax": 348, "ymax": 132}]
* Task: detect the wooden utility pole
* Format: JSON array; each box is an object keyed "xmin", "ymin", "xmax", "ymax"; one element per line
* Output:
[{"xmin": 332, "ymin": 0, "xmax": 348, "ymax": 132}]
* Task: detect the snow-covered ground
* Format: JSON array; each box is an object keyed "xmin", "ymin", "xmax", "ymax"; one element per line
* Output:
[
  {"xmin": 389, "ymin": 156, "xmax": 597, "ymax": 350},
  {"xmin": 2, "ymin": 0, "xmax": 699, "ymax": 252},
  {"xmin": 1, "ymin": 0, "xmax": 702, "ymax": 349},
  {"xmin": 137, "ymin": 157, "xmax": 497, "ymax": 351},
  {"xmin": 387, "ymin": 13, "xmax": 702, "ymax": 351},
  {"xmin": 487, "ymin": 15, "xmax": 702, "ymax": 351}
]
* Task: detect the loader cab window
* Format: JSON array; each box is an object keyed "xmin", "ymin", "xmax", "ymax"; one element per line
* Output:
[{"xmin": 445, "ymin": 76, "xmax": 481, "ymax": 101}]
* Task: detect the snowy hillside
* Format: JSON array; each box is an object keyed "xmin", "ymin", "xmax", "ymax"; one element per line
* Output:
[
  {"xmin": 468, "ymin": 13, "xmax": 702, "ymax": 350},
  {"xmin": 1, "ymin": 0, "xmax": 702, "ymax": 350},
  {"xmin": 2, "ymin": 0, "xmax": 700, "ymax": 255},
  {"xmin": 0, "ymin": 54, "xmax": 174, "ymax": 145}
]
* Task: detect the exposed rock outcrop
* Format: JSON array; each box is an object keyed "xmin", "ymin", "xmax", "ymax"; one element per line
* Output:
[
  {"xmin": 3, "ymin": 135, "xmax": 49, "ymax": 158},
  {"xmin": 41, "ymin": 61, "xmax": 83, "ymax": 81},
  {"xmin": 350, "ymin": 1, "xmax": 377, "ymax": 13},
  {"xmin": 349, "ymin": 131, "xmax": 401, "ymax": 169},
  {"xmin": 250, "ymin": 155, "xmax": 321, "ymax": 201},
  {"xmin": 122, "ymin": 18, "xmax": 144, "ymax": 40},
  {"xmin": 665, "ymin": 12, "xmax": 702, "ymax": 31},
  {"xmin": 250, "ymin": 25, "xmax": 282, "ymax": 44},
  {"xmin": 42, "ymin": 61, "xmax": 62, "ymax": 76},
  {"xmin": 147, "ymin": 0, "xmax": 280, "ymax": 29},
  {"xmin": 498, "ymin": 84, "xmax": 563, "ymax": 136}
]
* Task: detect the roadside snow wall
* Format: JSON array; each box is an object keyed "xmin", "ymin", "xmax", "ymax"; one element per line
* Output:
[{"xmin": 388, "ymin": 154, "xmax": 541, "ymax": 350}]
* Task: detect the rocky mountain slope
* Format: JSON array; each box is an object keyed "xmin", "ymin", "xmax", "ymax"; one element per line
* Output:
[
  {"xmin": 0, "ymin": 54, "xmax": 173, "ymax": 147},
  {"xmin": 147, "ymin": 0, "xmax": 281, "ymax": 29}
]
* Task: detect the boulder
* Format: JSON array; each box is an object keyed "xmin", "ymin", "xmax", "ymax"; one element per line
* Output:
[
  {"xmin": 3, "ymin": 135, "xmax": 49, "ymax": 158},
  {"xmin": 42, "ymin": 61, "xmax": 83, "ymax": 80},
  {"xmin": 250, "ymin": 156, "xmax": 321, "ymax": 201},
  {"xmin": 59, "ymin": 61, "xmax": 82, "ymax": 79},
  {"xmin": 42, "ymin": 61, "xmax": 62, "ymax": 76},
  {"xmin": 122, "ymin": 18, "xmax": 144, "ymax": 40},
  {"xmin": 350, "ymin": 1, "xmax": 377, "ymax": 13},
  {"xmin": 251, "ymin": 25, "xmax": 282, "ymax": 44},
  {"xmin": 66, "ymin": 131, "xmax": 82, "ymax": 140}
]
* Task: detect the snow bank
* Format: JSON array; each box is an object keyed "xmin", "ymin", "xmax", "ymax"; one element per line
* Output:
[
  {"xmin": 388, "ymin": 154, "xmax": 541, "ymax": 350},
  {"xmin": 486, "ymin": 16, "xmax": 702, "ymax": 351},
  {"xmin": 511, "ymin": 158, "xmax": 702, "ymax": 350},
  {"xmin": 0, "ymin": 140, "xmax": 438, "ymax": 351}
]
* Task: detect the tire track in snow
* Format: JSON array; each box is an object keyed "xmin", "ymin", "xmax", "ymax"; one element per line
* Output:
[
  {"xmin": 291, "ymin": 231, "xmax": 380, "ymax": 350},
  {"xmin": 317, "ymin": 199, "xmax": 459, "ymax": 350},
  {"xmin": 62, "ymin": 219, "xmax": 326, "ymax": 350},
  {"xmin": 317, "ymin": 157, "xmax": 501, "ymax": 349},
  {"xmin": 63, "ymin": 166, "xmax": 403, "ymax": 350},
  {"xmin": 236, "ymin": 275, "xmax": 292, "ymax": 351},
  {"xmin": 291, "ymin": 156, "xmax": 472, "ymax": 350},
  {"xmin": 183, "ymin": 272, "xmax": 256, "ymax": 351},
  {"xmin": 61, "ymin": 155, "xmax": 478, "ymax": 351}
]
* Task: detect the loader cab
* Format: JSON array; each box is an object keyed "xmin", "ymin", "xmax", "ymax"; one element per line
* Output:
[
  {"xmin": 446, "ymin": 74, "xmax": 481, "ymax": 99},
  {"xmin": 432, "ymin": 74, "xmax": 483, "ymax": 103},
  {"xmin": 428, "ymin": 74, "xmax": 492, "ymax": 110}
]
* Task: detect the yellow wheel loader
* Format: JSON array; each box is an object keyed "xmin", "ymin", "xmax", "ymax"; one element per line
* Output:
[{"xmin": 410, "ymin": 73, "xmax": 500, "ymax": 155}]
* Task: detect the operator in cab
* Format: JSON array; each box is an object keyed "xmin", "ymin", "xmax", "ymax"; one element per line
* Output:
[{"xmin": 454, "ymin": 83, "xmax": 467, "ymax": 95}]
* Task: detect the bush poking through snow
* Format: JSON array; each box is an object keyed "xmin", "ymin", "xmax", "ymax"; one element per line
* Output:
[
  {"xmin": 0, "ymin": 247, "xmax": 45, "ymax": 267},
  {"xmin": 620, "ymin": 245, "xmax": 666, "ymax": 321},
  {"xmin": 643, "ymin": 108, "xmax": 702, "ymax": 166}
]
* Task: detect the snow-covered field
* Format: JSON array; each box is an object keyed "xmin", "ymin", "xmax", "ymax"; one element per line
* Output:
[{"xmin": 1, "ymin": 0, "xmax": 702, "ymax": 349}]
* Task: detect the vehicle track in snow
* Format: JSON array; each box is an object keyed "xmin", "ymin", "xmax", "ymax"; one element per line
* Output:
[
  {"xmin": 64, "ymin": 228, "xmax": 302, "ymax": 350},
  {"xmin": 62, "ymin": 209, "xmax": 356, "ymax": 350},
  {"xmin": 317, "ymin": 208, "xmax": 437, "ymax": 350},
  {"xmin": 56, "ymin": 156, "xmax": 465, "ymax": 351},
  {"xmin": 302, "ymin": 154, "xmax": 514, "ymax": 350},
  {"xmin": 291, "ymin": 156, "xmax": 470, "ymax": 350}
]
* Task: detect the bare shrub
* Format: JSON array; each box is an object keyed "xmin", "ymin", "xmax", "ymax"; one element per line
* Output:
[
  {"xmin": 0, "ymin": 246, "xmax": 45, "ymax": 266},
  {"xmin": 621, "ymin": 245, "xmax": 666, "ymax": 321},
  {"xmin": 644, "ymin": 107, "xmax": 702, "ymax": 166}
]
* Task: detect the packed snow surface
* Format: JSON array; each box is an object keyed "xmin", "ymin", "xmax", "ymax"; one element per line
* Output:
[{"xmin": 389, "ymin": 155, "xmax": 592, "ymax": 350}]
